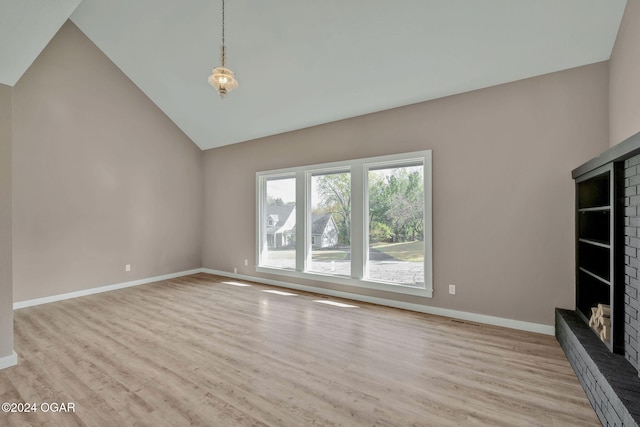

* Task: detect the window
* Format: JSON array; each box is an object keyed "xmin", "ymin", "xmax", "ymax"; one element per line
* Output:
[
  {"xmin": 309, "ymin": 170, "xmax": 351, "ymax": 276},
  {"xmin": 367, "ymin": 164, "xmax": 424, "ymax": 286},
  {"xmin": 257, "ymin": 151, "xmax": 432, "ymax": 297},
  {"xmin": 260, "ymin": 175, "xmax": 296, "ymax": 270}
]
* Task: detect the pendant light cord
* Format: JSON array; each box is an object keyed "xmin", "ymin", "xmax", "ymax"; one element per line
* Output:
[
  {"xmin": 221, "ymin": 0, "xmax": 226, "ymax": 66},
  {"xmin": 222, "ymin": 0, "xmax": 225, "ymax": 48}
]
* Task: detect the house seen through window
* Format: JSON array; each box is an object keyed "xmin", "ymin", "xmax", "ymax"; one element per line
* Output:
[{"xmin": 263, "ymin": 176, "xmax": 296, "ymax": 270}]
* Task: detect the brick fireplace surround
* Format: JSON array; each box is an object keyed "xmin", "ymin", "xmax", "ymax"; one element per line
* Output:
[{"xmin": 557, "ymin": 134, "xmax": 640, "ymax": 426}]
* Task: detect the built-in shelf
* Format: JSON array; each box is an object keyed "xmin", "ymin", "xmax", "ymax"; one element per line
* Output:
[
  {"xmin": 578, "ymin": 238, "xmax": 611, "ymax": 249},
  {"xmin": 578, "ymin": 267, "xmax": 611, "ymax": 286},
  {"xmin": 575, "ymin": 164, "xmax": 615, "ymax": 352},
  {"xmin": 578, "ymin": 206, "xmax": 611, "ymax": 212},
  {"xmin": 578, "ymin": 211, "xmax": 611, "ymax": 245}
]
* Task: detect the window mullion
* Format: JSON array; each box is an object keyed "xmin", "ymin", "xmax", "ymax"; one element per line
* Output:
[
  {"xmin": 423, "ymin": 151, "xmax": 433, "ymax": 295},
  {"xmin": 256, "ymin": 176, "xmax": 266, "ymax": 266},
  {"xmin": 350, "ymin": 163, "xmax": 364, "ymax": 279},
  {"xmin": 295, "ymin": 171, "xmax": 307, "ymax": 272}
]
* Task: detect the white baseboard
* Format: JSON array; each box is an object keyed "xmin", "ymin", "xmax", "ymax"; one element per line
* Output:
[
  {"xmin": 202, "ymin": 268, "xmax": 555, "ymax": 336},
  {"xmin": 13, "ymin": 269, "xmax": 203, "ymax": 310},
  {"xmin": 0, "ymin": 351, "xmax": 18, "ymax": 370}
]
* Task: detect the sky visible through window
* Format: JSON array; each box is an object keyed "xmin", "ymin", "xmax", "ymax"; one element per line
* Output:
[
  {"xmin": 267, "ymin": 177, "xmax": 323, "ymax": 209},
  {"xmin": 266, "ymin": 179, "xmax": 294, "ymax": 204}
]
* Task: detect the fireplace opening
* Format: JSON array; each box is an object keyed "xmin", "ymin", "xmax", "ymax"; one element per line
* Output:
[{"xmin": 587, "ymin": 303, "xmax": 611, "ymax": 343}]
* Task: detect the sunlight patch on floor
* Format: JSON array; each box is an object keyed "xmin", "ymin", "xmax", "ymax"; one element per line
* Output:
[
  {"xmin": 313, "ymin": 300, "xmax": 358, "ymax": 308},
  {"xmin": 262, "ymin": 290, "xmax": 298, "ymax": 296},
  {"xmin": 221, "ymin": 281, "xmax": 252, "ymax": 287}
]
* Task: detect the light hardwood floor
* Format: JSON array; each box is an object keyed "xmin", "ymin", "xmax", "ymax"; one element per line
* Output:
[{"xmin": 0, "ymin": 273, "xmax": 598, "ymax": 426}]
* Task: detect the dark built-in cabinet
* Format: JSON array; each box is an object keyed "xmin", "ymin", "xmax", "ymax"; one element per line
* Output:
[{"xmin": 575, "ymin": 163, "xmax": 623, "ymax": 353}]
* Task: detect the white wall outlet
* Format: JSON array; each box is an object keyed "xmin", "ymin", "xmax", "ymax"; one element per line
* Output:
[
  {"xmin": 125, "ymin": 264, "xmax": 131, "ymax": 272},
  {"xmin": 234, "ymin": 267, "xmax": 238, "ymax": 274},
  {"xmin": 448, "ymin": 284, "xmax": 456, "ymax": 295},
  {"xmin": 244, "ymin": 259, "xmax": 248, "ymax": 266}
]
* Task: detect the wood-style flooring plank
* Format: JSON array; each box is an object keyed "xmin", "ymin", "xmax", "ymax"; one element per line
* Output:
[{"xmin": 0, "ymin": 273, "xmax": 599, "ymax": 426}]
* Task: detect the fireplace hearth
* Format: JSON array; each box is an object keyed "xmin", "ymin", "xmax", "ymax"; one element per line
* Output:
[{"xmin": 556, "ymin": 309, "xmax": 640, "ymax": 425}]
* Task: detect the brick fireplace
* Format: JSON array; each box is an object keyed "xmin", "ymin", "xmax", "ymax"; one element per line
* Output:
[
  {"xmin": 557, "ymin": 135, "xmax": 640, "ymax": 426},
  {"xmin": 623, "ymin": 156, "xmax": 640, "ymax": 371}
]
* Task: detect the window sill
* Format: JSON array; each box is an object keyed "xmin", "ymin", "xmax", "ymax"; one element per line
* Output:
[{"xmin": 255, "ymin": 266, "xmax": 433, "ymax": 298}]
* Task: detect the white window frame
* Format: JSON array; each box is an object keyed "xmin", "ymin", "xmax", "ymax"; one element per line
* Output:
[{"xmin": 256, "ymin": 150, "xmax": 433, "ymax": 298}]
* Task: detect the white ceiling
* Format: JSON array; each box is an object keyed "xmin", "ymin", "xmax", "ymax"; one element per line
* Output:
[
  {"xmin": 0, "ymin": 0, "xmax": 81, "ymax": 86},
  {"xmin": 0, "ymin": 1, "xmax": 628, "ymax": 150}
]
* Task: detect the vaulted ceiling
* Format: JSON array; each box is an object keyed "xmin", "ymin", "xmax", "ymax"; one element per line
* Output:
[{"xmin": 0, "ymin": 1, "xmax": 628, "ymax": 150}]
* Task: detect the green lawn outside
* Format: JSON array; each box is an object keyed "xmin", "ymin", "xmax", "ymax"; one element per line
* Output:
[
  {"xmin": 267, "ymin": 248, "xmax": 349, "ymax": 262},
  {"xmin": 265, "ymin": 249, "xmax": 295, "ymax": 260},
  {"xmin": 312, "ymin": 250, "xmax": 349, "ymax": 261},
  {"xmin": 371, "ymin": 241, "xmax": 424, "ymax": 262},
  {"xmin": 266, "ymin": 241, "xmax": 423, "ymax": 263}
]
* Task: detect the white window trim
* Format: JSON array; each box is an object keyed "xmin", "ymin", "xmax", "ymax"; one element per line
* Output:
[{"xmin": 256, "ymin": 150, "xmax": 433, "ymax": 298}]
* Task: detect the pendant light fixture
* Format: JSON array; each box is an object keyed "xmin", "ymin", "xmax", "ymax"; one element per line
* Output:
[{"xmin": 208, "ymin": 0, "xmax": 238, "ymax": 99}]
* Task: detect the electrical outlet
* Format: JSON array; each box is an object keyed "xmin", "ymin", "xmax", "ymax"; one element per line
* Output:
[
  {"xmin": 448, "ymin": 284, "xmax": 456, "ymax": 295},
  {"xmin": 234, "ymin": 267, "xmax": 238, "ymax": 274},
  {"xmin": 244, "ymin": 259, "xmax": 248, "ymax": 266},
  {"xmin": 125, "ymin": 264, "xmax": 131, "ymax": 272}
]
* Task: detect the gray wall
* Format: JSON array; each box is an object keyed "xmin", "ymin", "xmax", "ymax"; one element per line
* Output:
[
  {"xmin": 610, "ymin": 0, "xmax": 640, "ymax": 147},
  {"xmin": 202, "ymin": 62, "xmax": 610, "ymax": 326},
  {"xmin": 12, "ymin": 22, "xmax": 203, "ymax": 302},
  {"xmin": 0, "ymin": 83, "xmax": 13, "ymax": 359}
]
